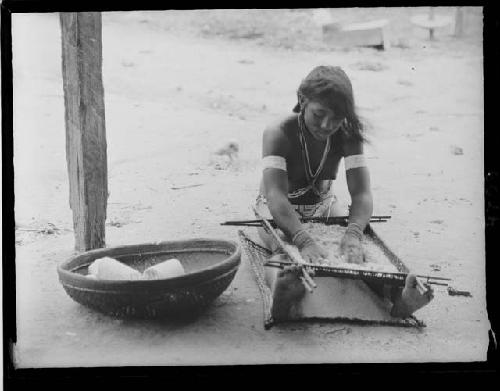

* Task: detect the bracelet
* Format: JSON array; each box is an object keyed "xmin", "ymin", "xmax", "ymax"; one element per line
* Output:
[
  {"xmin": 291, "ymin": 229, "xmax": 306, "ymax": 243},
  {"xmin": 346, "ymin": 222, "xmax": 363, "ymax": 240},
  {"xmin": 291, "ymin": 229, "xmax": 314, "ymax": 250},
  {"xmin": 348, "ymin": 222, "xmax": 364, "ymax": 232}
]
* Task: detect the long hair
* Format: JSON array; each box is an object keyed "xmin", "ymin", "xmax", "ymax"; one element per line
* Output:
[{"xmin": 293, "ymin": 66, "xmax": 367, "ymax": 144}]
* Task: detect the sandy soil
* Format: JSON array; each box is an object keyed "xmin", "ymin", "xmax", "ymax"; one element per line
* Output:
[
  {"xmin": 296, "ymin": 223, "xmax": 400, "ymax": 271},
  {"xmin": 10, "ymin": 9, "xmax": 490, "ymax": 367}
]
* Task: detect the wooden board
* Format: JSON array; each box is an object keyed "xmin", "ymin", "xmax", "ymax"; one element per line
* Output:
[
  {"xmin": 322, "ymin": 19, "xmax": 389, "ymax": 50},
  {"xmin": 410, "ymin": 14, "xmax": 453, "ymax": 29}
]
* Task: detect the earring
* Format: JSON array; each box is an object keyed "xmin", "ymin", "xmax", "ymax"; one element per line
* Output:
[
  {"xmin": 341, "ymin": 118, "xmax": 349, "ymax": 134},
  {"xmin": 297, "ymin": 93, "xmax": 306, "ymax": 112}
]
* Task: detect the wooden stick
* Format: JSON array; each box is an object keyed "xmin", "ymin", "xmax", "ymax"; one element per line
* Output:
[
  {"xmin": 415, "ymin": 277, "xmax": 428, "ymax": 294},
  {"xmin": 426, "ymin": 281, "xmax": 448, "ymax": 287},
  {"xmin": 264, "ymin": 259, "xmax": 451, "ymax": 287},
  {"xmin": 299, "ymin": 276, "xmax": 315, "ymax": 293},
  {"xmin": 447, "ymin": 287, "xmax": 472, "ymax": 297},
  {"xmin": 221, "ymin": 215, "xmax": 391, "ymax": 227},
  {"xmin": 226, "ymin": 215, "xmax": 391, "ymax": 223},
  {"xmin": 252, "ymin": 206, "xmax": 317, "ymax": 290},
  {"xmin": 170, "ymin": 183, "xmax": 204, "ymax": 190},
  {"xmin": 304, "ymin": 216, "xmax": 391, "ymax": 223},
  {"xmin": 416, "ymin": 275, "xmax": 451, "ymax": 281},
  {"xmin": 16, "ymin": 227, "xmax": 73, "ymax": 233}
]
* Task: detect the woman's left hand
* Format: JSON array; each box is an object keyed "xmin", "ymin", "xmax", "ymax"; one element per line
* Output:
[{"xmin": 339, "ymin": 233, "xmax": 364, "ymax": 264}]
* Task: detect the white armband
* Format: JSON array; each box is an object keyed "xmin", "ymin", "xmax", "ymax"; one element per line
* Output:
[
  {"xmin": 344, "ymin": 154, "xmax": 367, "ymax": 171},
  {"xmin": 262, "ymin": 155, "xmax": 287, "ymax": 172}
]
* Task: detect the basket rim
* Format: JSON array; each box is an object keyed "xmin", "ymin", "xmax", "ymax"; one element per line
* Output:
[{"xmin": 57, "ymin": 238, "xmax": 241, "ymax": 291}]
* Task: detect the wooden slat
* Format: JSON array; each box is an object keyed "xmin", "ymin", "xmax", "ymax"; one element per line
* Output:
[
  {"xmin": 322, "ymin": 19, "xmax": 389, "ymax": 50},
  {"xmin": 60, "ymin": 12, "xmax": 107, "ymax": 251}
]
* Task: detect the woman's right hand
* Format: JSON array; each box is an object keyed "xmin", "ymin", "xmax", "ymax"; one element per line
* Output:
[
  {"xmin": 292, "ymin": 229, "xmax": 329, "ymax": 264},
  {"xmin": 300, "ymin": 241, "xmax": 329, "ymax": 264}
]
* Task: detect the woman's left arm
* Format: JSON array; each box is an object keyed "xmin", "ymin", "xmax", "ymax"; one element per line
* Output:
[
  {"xmin": 344, "ymin": 139, "xmax": 373, "ymax": 228},
  {"xmin": 339, "ymin": 140, "xmax": 373, "ymax": 263},
  {"xmin": 346, "ymin": 165, "xmax": 373, "ymax": 229}
]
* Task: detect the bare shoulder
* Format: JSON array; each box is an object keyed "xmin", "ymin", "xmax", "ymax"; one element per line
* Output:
[
  {"xmin": 342, "ymin": 134, "xmax": 364, "ymax": 157},
  {"xmin": 262, "ymin": 114, "xmax": 297, "ymax": 156},
  {"xmin": 265, "ymin": 114, "xmax": 297, "ymax": 136}
]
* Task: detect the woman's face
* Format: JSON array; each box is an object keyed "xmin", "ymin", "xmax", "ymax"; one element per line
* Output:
[{"xmin": 302, "ymin": 100, "xmax": 345, "ymax": 141}]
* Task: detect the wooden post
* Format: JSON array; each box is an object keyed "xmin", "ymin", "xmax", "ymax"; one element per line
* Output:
[
  {"xmin": 60, "ymin": 12, "xmax": 108, "ymax": 251},
  {"xmin": 428, "ymin": 7, "xmax": 435, "ymax": 40},
  {"xmin": 454, "ymin": 7, "xmax": 465, "ymax": 37}
]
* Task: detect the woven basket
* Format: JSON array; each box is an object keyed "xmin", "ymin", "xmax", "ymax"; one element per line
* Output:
[{"xmin": 57, "ymin": 238, "xmax": 241, "ymax": 319}]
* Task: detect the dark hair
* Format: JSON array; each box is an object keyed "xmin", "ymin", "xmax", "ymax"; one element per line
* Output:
[{"xmin": 293, "ymin": 66, "xmax": 367, "ymax": 144}]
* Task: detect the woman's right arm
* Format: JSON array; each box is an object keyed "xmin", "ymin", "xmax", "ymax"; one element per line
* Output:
[
  {"xmin": 262, "ymin": 126, "xmax": 328, "ymax": 263},
  {"xmin": 262, "ymin": 126, "xmax": 303, "ymax": 240}
]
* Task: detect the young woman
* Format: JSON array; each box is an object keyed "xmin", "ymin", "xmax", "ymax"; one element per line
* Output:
[
  {"xmin": 256, "ymin": 65, "xmax": 372, "ymax": 265},
  {"xmin": 256, "ymin": 65, "xmax": 433, "ymax": 320}
]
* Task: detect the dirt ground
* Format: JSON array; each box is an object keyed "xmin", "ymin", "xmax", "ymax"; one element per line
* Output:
[{"xmin": 10, "ymin": 8, "xmax": 490, "ymax": 367}]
